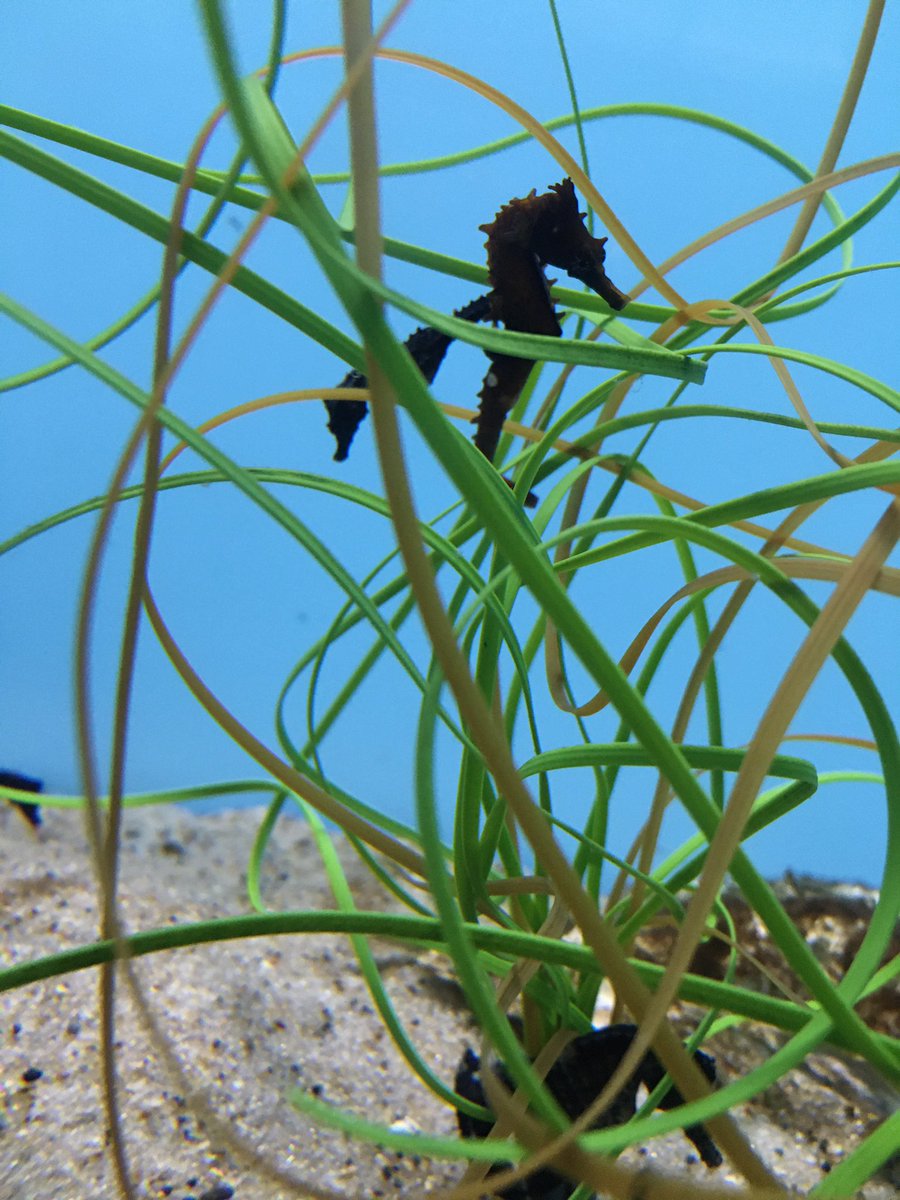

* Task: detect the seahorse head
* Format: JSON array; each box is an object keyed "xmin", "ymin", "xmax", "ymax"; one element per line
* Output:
[{"xmin": 531, "ymin": 178, "xmax": 630, "ymax": 311}]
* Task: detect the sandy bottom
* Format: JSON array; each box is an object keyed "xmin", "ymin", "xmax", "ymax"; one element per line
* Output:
[{"xmin": 1, "ymin": 802, "xmax": 897, "ymax": 1200}]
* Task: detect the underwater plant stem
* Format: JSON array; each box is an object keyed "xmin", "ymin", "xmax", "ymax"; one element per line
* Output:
[
  {"xmin": 340, "ymin": 12, "xmax": 781, "ymax": 1190},
  {"xmin": 779, "ymin": 0, "xmax": 885, "ymax": 262}
]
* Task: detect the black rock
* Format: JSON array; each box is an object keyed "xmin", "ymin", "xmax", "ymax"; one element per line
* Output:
[{"xmin": 455, "ymin": 1023, "xmax": 722, "ymax": 1200}]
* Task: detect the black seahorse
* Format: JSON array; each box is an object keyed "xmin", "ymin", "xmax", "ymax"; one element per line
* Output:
[
  {"xmin": 324, "ymin": 293, "xmax": 492, "ymax": 462},
  {"xmin": 324, "ymin": 179, "xmax": 628, "ymax": 473},
  {"xmin": 474, "ymin": 177, "xmax": 629, "ymax": 464}
]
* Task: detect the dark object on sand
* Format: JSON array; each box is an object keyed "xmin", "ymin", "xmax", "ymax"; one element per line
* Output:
[
  {"xmin": 0, "ymin": 769, "xmax": 43, "ymax": 828},
  {"xmin": 455, "ymin": 1023, "xmax": 721, "ymax": 1200}
]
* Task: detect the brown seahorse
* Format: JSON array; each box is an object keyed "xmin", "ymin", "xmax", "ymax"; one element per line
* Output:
[
  {"xmin": 474, "ymin": 177, "xmax": 629, "ymax": 463},
  {"xmin": 325, "ymin": 293, "xmax": 491, "ymax": 462},
  {"xmin": 324, "ymin": 178, "xmax": 628, "ymax": 473}
]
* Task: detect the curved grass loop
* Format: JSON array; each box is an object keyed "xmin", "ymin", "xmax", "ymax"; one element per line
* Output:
[{"xmin": 2, "ymin": 1, "xmax": 899, "ymax": 1197}]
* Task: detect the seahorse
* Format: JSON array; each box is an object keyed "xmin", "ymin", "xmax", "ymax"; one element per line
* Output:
[
  {"xmin": 324, "ymin": 178, "xmax": 628, "ymax": 472},
  {"xmin": 324, "ymin": 293, "xmax": 491, "ymax": 462},
  {"xmin": 474, "ymin": 177, "xmax": 629, "ymax": 463}
]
